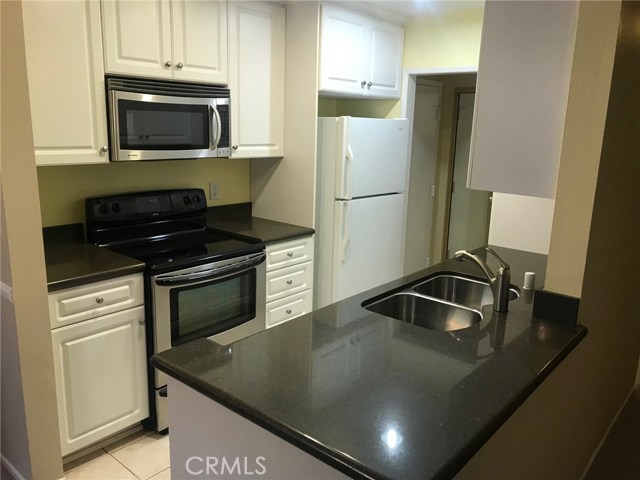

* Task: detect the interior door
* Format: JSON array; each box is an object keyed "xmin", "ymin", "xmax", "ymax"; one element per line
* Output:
[
  {"xmin": 332, "ymin": 194, "xmax": 404, "ymax": 302},
  {"xmin": 404, "ymin": 81, "xmax": 441, "ymax": 274},
  {"xmin": 447, "ymin": 93, "xmax": 491, "ymax": 257}
]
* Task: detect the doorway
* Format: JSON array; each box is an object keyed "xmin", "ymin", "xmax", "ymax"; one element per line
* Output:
[
  {"xmin": 445, "ymin": 92, "xmax": 492, "ymax": 258},
  {"xmin": 401, "ymin": 70, "xmax": 491, "ymax": 273}
]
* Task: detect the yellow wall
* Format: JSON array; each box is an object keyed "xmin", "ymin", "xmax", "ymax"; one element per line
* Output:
[
  {"xmin": 37, "ymin": 158, "xmax": 250, "ymax": 227},
  {"xmin": 544, "ymin": 0, "xmax": 619, "ymax": 298},
  {"xmin": 1, "ymin": 1, "xmax": 64, "ymax": 476},
  {"xmin": 403, "ymin": 2, "xmax": 484, "ymax": 70}
]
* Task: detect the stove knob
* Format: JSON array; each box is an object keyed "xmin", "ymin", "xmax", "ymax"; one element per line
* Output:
[
  {"xmin": 192, "ymin": 195, "xmax": 201, "ymax": 204},
  {"xmin": 111, "ymin": 202, "xmax": 121, "ymax": 213},
  {"xmin": 183, "ymin": 195, "xmax": 191, "ymax": 205},
  {"xmin": 98, "ymin": 204, "xmax": 109, "ymax": 215}
]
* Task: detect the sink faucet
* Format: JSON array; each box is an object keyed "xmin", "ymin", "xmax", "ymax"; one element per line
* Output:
[{"xmin": 453, "ymin": 248, "xmax": 511, "ymax": 312}]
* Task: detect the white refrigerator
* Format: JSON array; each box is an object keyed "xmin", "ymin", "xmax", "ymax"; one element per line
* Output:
[{"xmin": 315, "ymin": 116, "xmax": 410, "ymax": 309}]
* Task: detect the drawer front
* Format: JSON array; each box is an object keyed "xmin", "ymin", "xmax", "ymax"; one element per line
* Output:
[
  {"xmin": 266, "ymin": 236, "xmax": 314, "ymax": 271},
  {"xmin": 266, "ymin": 261, "xmax": 313, "ymax": 303},
  {"xmin": 49, "ymin": 274, "xmax": 144, "ymax": 329},
  {"xmin": 266, "ymin": 290, "xmax": 313, "ymax": 328}
]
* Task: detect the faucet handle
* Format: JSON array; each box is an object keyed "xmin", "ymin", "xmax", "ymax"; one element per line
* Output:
[{"xmin": 485, "ymin": 247, "xmax": 510, "ymax": 272}]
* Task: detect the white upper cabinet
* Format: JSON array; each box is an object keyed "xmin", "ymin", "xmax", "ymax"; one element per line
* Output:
[
  {"xmin": 229, "ymin": 2, "xmax": 285, "ymax": 158},
  {"xmin": 467, "ymin": 1, "xmax": 580, "ymax": 198},
  {"xmin": 22, "ymin": 0, "xmax": 109, "ymax": 165},
  {"xmin": 319, "ymin": 4, "xmax": 404, "ymax": 99},
  {"xmin": 170, "ymin": 1, "xmax": 228, "ymax": 83},
  {"xmin": 102, "ymin": 0, "xmax": 228, "ymax": 84}
]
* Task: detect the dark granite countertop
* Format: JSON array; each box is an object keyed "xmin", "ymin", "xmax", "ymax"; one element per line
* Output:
[
  {"xmin": 205, "ymin": 203, "xmax": 314, "ymax": 244},
  {"xmin": 43, "ymin": 204, "xmax": 312, "ymax": 291},
  {"xmin": 151, "ymin": 246, "xmax": 587, "ymax": 479},
  {"xmin": 43, "ymin": 224, "xmax": 145, "ymax": 292}
]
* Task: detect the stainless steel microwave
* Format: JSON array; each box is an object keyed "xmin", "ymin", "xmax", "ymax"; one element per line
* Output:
[{"xmin": 106, "ymin": 77, "xmax": 230, "ymax": 161}]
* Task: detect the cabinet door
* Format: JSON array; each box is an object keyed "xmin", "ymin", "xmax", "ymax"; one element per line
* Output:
[
  {"xmin": 102, "ymin": 0, "xmax": 172, "ymax": 79},
  {"xmin": 365, "ymin": 19, "xmax": 403, "ymax": 99},
  {"xmin": 22, "ymin": 0, "xmax": 109, "ymax": 165},
  {"xmin": 229, "ymin": 2, "xmax": 285, "ymax": 157},
  {"xmin": 51, "ymin": 307, "xmax": 148, "ymax": 456},
  {"xmin": 468, "ymin": 1, "xmax": 579, "ymax": 198},
  {"xmin": 319, "ymin": 4, "xmax": 367, "ymax": 95},
  {"xmin": 172, "ymin": 0, "xmax": 228, "ymax": 84}
]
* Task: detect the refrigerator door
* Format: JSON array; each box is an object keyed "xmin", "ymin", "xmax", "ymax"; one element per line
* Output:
[
  {"xmin": 335, "ymin": 117, "xmax": 409, "ymax": 200},
  {"xmin": 331, "ymin": 194, "xmax": 404, "ymax": 302}
]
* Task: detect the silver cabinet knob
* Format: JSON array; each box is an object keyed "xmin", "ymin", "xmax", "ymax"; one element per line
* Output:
[
  {"xmin": 95, "ymin": 297, "xmax": 104, "ymax": 304},
  {"xmin": 286, "ymin": 280, "xmax": 293, "ymax": 285},
  {"xmin": 360, "ymin": 80, "xmax": 366, "ymax": 88},
  {"xmin": 100, "ymin": 146, "xmax": 108, "ymax": 153},
  {"xmin": 232, "ymin": 145, "xmax": 239, "ymax": 150},
  {"xmin": 367, "ymin": 81, "xmax": 373, "ymax": 88},
  {"xmin": 286, "ymin": 309, "xmax": 292, "ymax": 315},
  {"xmin": 138, "ymin": 319, "xmax": 145, "ymax": 325},
  {"xmin": 176, "ymin": 62, "xmax": 184, "ymax": 69},
  {"xmin": 287, "ymin": 252, "xmax": 293, "ymax": 258},
  {"xmin": 165, "ymin": 60, "xmax": 172, "ymax": 68}
]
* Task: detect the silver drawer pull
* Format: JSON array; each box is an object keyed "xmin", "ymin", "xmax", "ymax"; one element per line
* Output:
[
  {"xmin": 95, "ymin": 297, "xmax": 104, "ymax": 304},
  {"xmin": 287, "ymin": 252, "xmax": 293, "ymax": 258},
  {"xmin": 286, "ymin": 280, "xmax": 293, "ymax": 285},
  {"xmin": 286, "ymin": 309, "xmax": 292, "ymax": 315},
  {"xmin": 138, "ymin": 319, "xmax": 145, "ymax": 325}
]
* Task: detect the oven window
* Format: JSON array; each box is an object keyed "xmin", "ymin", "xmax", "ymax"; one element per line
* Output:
[
  {"xmin": 118, "ymin": 100, "xmax": 209, "ymax": 150},
  {"xmin": 169, "ymin": 269, "xmax": 256, "ymax": 346}
]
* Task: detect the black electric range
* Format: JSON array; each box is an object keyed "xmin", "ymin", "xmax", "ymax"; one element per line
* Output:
[{"xmin": 86, "ymin": 189, "xmax": 267, "ymax": 433}]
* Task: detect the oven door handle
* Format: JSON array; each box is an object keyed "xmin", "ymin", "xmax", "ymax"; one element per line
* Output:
[{"xmin": 154, "ymin": 252, "xmax": 265, "ymax": 287}]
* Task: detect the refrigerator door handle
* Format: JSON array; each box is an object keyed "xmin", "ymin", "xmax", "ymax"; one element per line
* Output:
[
  {"xmin": 345, "ymin": 144, "xmax": 354, "ymax": 199},
  {"xmin": 337, "ymin": 144, "xmax": 353, "ymax": 200},
  {"xmin": 340, "ymin": 201, "xmax": 351, "ymax": 263}
]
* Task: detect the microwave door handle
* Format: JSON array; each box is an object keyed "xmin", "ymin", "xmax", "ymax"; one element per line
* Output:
[
  {"xmin": 155, "ymin": 252, "xmax": 265, "ymax": 286},
  {"xmin": 209, "ymin": 104, "xmax": 222, "ymax": 150}
]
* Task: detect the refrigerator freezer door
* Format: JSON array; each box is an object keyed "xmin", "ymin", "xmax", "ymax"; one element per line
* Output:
[
  {"xmin": 335, "ymin": 117, "xmax": 409, "ymax": 199},
  {"xmin": 331, "ymin": 194, "xmax": 404, "ymax": 302}
]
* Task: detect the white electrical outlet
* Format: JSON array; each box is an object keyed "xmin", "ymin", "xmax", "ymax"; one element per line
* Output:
[{"xmin": 209, "ymin": 181, "xmax": 219, "ymax": 201}]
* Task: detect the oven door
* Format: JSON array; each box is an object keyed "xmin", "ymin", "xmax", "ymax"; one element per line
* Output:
[
  {"xmin": 152, "ymin": 252, "xmax": 266, "ymax": 360},
  {"xmin": 110, "ymin": 90, "xmax": 230, "ymax": 161}
]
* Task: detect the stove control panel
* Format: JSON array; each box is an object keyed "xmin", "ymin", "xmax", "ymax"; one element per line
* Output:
[{"xmin": 86, "ymin": 189, "xmax": 207, "ymax": 223}]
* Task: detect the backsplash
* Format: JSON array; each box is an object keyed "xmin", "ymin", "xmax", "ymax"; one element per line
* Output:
[{"xmin": 37, "ymin": 158, "xmax": 250, "ymax": 227}]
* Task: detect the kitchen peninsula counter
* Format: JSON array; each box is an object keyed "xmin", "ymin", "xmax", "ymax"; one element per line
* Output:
[{"xmin": 152, "ymin": 247, "xmax": 586, "ymax": 479}]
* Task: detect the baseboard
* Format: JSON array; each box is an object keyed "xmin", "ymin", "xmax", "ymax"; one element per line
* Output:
[
  {"xmin": 1, "ymin": 454, "xmax": 28, "ymax": 480},
  {"xmin": 580, "ymin": 386, "xmax": 635, "ymax": 479}
]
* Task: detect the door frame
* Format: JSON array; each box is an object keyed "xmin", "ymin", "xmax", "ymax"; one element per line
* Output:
[{"xmin": 399, "ymin": 67, "xmax": 478, "ymax": 264}]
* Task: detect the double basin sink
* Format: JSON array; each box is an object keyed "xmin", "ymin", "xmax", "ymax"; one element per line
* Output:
[{"xmin": 363, "ymin": 274, "xmax": 519, "ymax": 332}]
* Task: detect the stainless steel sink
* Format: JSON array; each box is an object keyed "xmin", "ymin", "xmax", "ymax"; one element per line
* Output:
[
  {"xmin": 413, "ymin": 274, "xmax": 519, "ymax": 311},
  {"xmin": 364, "ymin": 292, "xmax": 482, "ymax": 331}
]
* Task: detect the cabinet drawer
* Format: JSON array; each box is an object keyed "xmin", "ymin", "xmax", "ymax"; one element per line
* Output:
[
  {"xmin": 266, "ymin": 261, "xmax": 313, "ymax": 303},
  {"xmin": 266, "ymin": 236, "xmax": 314, "ymax": 271},
  {"xmin": 49, "ymin": 274, "xmax": 144, "ymax": 329},
  {"xmin": 266, "ymin": 290, "xmax": 313, "ymax": 328}
]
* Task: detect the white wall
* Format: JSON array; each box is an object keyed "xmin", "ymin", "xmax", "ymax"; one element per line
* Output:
[{"xmin": 488, "ymin": 193, "xmax": 555, "ymax": 254}]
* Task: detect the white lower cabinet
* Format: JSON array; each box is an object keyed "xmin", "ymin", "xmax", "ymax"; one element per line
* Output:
[
  {"xmin": 265, "ymin": 236, "xmax": 314, "ymax": 328},
  {"xmin": 50, "ymin": 277, "xmax": 148, "ymax": 456}
]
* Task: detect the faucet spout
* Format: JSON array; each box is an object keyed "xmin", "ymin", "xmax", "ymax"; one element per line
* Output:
[{"xmin": 454, "ymin": 248, "xmax": 511, "ymax": 312}]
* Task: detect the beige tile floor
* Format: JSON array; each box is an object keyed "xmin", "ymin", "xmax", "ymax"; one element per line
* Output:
[{"xmin": 64, "ymin": 431, "xmax": 170, "ymax": 480}]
